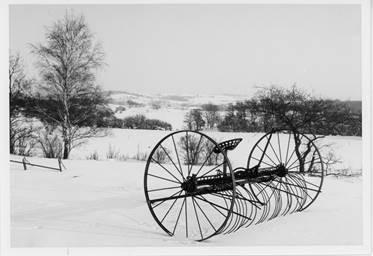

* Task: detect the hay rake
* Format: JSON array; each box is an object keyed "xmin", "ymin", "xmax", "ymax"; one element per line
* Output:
[{"xmin": 144, "ymin": 129, "xmax": 324, "ymax": 241}]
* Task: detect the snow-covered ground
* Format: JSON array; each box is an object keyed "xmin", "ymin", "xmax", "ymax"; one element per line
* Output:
[
  {"xmin": 10, "ymin": 155, "xmax": 363, "ymax": 247},
  {"xmin": 10, "ymin": 129, "xmax": 363, "ymax": 247}
]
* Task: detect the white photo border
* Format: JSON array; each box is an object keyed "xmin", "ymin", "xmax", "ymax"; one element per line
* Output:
[{"xmin": 1, "ymin": 0, "xmax": 371, "ymax": 255}]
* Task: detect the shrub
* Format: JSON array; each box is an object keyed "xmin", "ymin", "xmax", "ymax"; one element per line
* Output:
[
  {"xmin": 121, "ymin": 115, "xmax": 172, "ymax": 130},
  {"xmin": 86, "ymin": 151, "xmax": 99, "ymax": 160},
  {"xmin": 153, "ymin": 147, "xmax": 169, "ymax": 163},
  {"xmin": 114, "ymin": 105, "xmax": 126, "ymax": 113},
  {"xmin": 127, "ymin": 99, "xmax": 144, "ymax": 107},
  {"xmin": 37, "ymin": 125, "xmax": 63, "ymax": 158},
  {"xmin": 151, "ymin": 101, "xmax": 162, "ymax": 110},
  {"xmin": 106, "ymin": 144, "xmax": 119, "ymax": 159}
]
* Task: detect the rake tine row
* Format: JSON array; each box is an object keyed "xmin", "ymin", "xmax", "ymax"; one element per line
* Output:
[{"xmin": 212, "ymin": 173, "xmax": 314, "ymax": 237}]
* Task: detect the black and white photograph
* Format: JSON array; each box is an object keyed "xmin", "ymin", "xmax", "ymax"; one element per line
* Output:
[{"xmin": 1, "ymin": 1, "xmax": 372, "ymax": 255}]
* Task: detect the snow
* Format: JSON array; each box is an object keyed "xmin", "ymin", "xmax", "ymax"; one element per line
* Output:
[{"xmin": 10, "ymin": 136, "xmax": 363, "ymax": 247}]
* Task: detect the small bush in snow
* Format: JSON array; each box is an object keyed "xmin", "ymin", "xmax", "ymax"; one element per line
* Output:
[
  {"xmin": 37, "ymin": 125, "xmax": 63, "ymax": 158},
  {"xmin": 106, "ymin": 144, "xmax": 120, "ymax": 159},
  {"xmin": 153, "ymin": 147, "xmax": 169, "ymax": 164},
  {"xmin": 117, "ymin": 154, "xmax": 130, "ymax": 161},
  {"xmin": 86, "ymin": 151, "xmax": 99, "ymax": 160},
  {"xmin": 134, "ymin": 152, "xmax": 148, "ymax": 161}
]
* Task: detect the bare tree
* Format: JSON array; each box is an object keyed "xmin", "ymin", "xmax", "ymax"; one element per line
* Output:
[
  {"xmin": 31, "ymin": 13, "xmax": 106, "ymax": 159},
  {"xmin": 9, "ymin": 53, "xmax": 36, "ymax": 155},
  {"xmin": 201, "ymin": 103, "xmax": 220, "ymax": 129},
  {"xmin": 183, "ymin": 109, "xmax": 205, "ymax": 131},
  {"xmin": 251, "ymin": 85, "xmax": 356, "ymax": 172}
]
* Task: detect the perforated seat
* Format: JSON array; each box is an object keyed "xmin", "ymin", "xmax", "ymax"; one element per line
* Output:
[{"xmin": 213, "ymin": 138, "xmax": 243, "ymax": 153}]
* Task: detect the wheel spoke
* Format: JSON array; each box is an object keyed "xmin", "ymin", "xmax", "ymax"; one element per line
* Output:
[
  {"xmin": 171, "ymin": 196, "xmax": 186, "ymax": 235},
  {"xmin": 288, "ymin": 159, "xmax": 322, "ymax": 171},
  {"xmin": 172, "ymin": 135, "xmax": 184, "ymax": 178},
  {"xmin": 151, "ymin": 158, "xmax": 182, "ymax": 183},
  {"xmin": 284, "ymin": 147, "xmax": 297, "ymax": 167},
  {"xmin": 194, "ymin": 148, "xmax": 216, "ymax": 176},
  {"xmin": 195, "ymin": 195, "xmax": 227, "ymax": 217},
  {"xmin": 188, "ymin": 135, "xmax": 204, "ymax": 176},
  {"xmin": 268, "ymin": 139, "xmax": 281, "ymax": 164},
  {"xmin": 285, "ymin": 132, "xmax": 291, "ymax": 164},
  {"xmin": 192, "ymin": 197, "xmax": 203, "ymax": 240},
  {"xmin": 152, "ymin": 189, "xmax": 183, "ymax": 209},
  {"xmin": 148, "ymin": 185, "xmax": 181, "ymax": 192},
  {"xmin": 277, "ymin": 132, "xmax": 282, "ymax": 163},
  {"xmin": 148, "ymin": 173, "xmax": 180, "ymax": 184},
  {"xmin": 160, "ymin": 144, "xmax": 185, "ymax": 181},
  {"xmin": 186, "ymin": 131, "xmax": 190, "ymax": 176},
  {"xmin": 251, "ymin": 156, "xmax": 273, "ymax": 167},
  {"xmin": 193, "ymin": 197, "xmax": 217, "ymax": 232},
  {"xmin": 161, "ymin": 190, "xmax": 183, "ymax": 223},
  {"xmin": 257, "ymin": 144, "xmax": 278, "ymax": 166},
  {"xmin": 185, "ymin": 197, "xmax": 188, "ymax": 238}
]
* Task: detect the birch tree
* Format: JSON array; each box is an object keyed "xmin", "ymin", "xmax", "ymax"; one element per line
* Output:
[{"xmin": 32, "ymin": 13, "xmax": 105, "ymax": 159}]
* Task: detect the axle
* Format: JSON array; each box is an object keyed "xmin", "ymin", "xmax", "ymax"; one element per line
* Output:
[
  {"xmin": 149, "ymin": 165, "xmax": 288, "ymax": 204},
  {"xmin": 181, "ymin": 164, "xmax": 288, "ymax": 194}
]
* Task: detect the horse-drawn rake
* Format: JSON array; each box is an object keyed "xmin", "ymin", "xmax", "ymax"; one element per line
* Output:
[{"xmin": 144, "ymin": 129, "xmax": 324, "ymax": 241}]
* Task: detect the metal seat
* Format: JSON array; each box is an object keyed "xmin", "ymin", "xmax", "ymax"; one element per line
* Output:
[{"xmin": 213, "ymin": 138, "xmax": 243, "ymax": 153}]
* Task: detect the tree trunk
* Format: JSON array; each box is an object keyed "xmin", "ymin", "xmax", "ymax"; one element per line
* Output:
[
  {"xmin": 10, "ymin": 140, "xmax": 15, "ymax": 154},
  {"xmin": 293, "ymin": 131, "xmax": 304, "ymax": 173},
  {"xmin": 62, "ymin": 122, "xmax": 70, "ymax": 159},
  {"xmin": 63, "ymin": 139, "xmax": 69, "ymax": 159}
]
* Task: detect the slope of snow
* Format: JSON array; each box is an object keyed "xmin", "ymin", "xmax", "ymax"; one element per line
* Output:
[{"xmin": 11, "ymin": 155, "xmax": 362, "ymax": 247}]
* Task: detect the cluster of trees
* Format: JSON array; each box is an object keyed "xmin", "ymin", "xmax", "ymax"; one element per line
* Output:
[
  {"xmin": 184, "ymin": 86, "xmax": 362, "ymax": 137},
  {"xmin": 184, "ymin": 103, "xmax": 221, "ymax": 130}
]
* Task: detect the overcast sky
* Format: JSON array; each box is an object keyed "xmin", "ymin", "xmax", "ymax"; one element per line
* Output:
[{"xmin": 10, "ymin": 4, "xmax": 361, "ymax": 100}]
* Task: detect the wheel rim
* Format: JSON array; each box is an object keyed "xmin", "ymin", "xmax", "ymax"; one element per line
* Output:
[
  {"xmin": 247, "ymin": 129, "xmax": 324, "ymax": 212},
  {"xmin": 144, "ymin": 130, "xmax": 236, "ymax": 241}
]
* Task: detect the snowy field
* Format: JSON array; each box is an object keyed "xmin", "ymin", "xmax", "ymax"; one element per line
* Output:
[
  {"xmin": 10, "ymin": 157, "xmax": 362, "ymax": 247},
  {"xmin": 10, "ymin": 129, "xmax": 363, "ymax": 247}
]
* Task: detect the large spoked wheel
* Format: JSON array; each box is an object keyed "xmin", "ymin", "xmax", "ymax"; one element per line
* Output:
[
  {"xmin": 144, "ymin": 130, "xmax": 236, "ymax": 241},
  {"xmin": 247, "ymin": 129, "xmax": 324, "ymax": 212}
]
